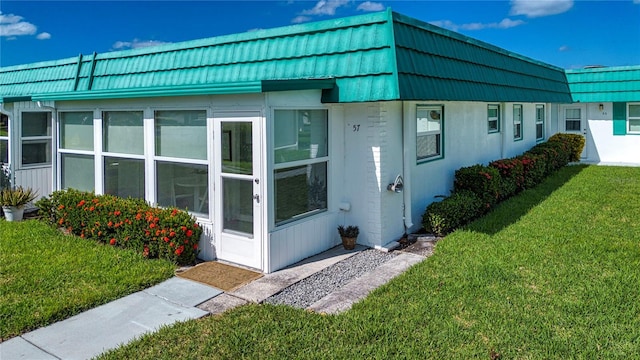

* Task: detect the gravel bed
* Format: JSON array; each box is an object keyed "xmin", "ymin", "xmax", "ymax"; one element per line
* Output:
[{"xmin": 264, "ymin": 249, "xmax": 397, "ymax": 309}]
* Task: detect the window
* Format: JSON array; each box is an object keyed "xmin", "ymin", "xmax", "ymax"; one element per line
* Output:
[
  {"xmin": 416, "ymin": 106, "xmax": 443, "ymax": 161},
  {"xmin": 21, "ymin": 112, "xmax": 51, "ymax": 166},
  {"xmin": 155, "ymin": 110, "xmax": 208, "ymax": 215},
  {"xmin": 0, "ymin": 114, "xmax": 8, "ymax": 163},
  {"xmin": 628, "ymin": 104, "xmax": 640, "ymax": 134},
  {"xmin": 488, "ymin": 105, "xmax": 500, "ymax": 133},
  {"xmin": 59, "ymin": 111, "xmax": 95, "ymax": 192},
  {"xmin": 536, "ymin": 105, "xmax": 545, "ymax": 141},
  {"xmin": 513, "ymin": 104, "xmax": 523, "ymax": 141},
  {"xmin": 103, "ymin": 111, "xmax": 145, "ymax": 199},
  {"xmin": 565, "ymin": 108, "xmax": 582, "ymax": 131},
  {"xmin": 273, "ymin": 109, "xmax": 328, "ymax": 225}
]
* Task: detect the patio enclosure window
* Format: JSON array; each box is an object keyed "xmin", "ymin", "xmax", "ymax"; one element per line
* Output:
[
  {"xmin": 416, "ymin": 105, "xmax": 443, "ymax": 161},
  {"xmin": 59, "ymin": 111, "xmax": 95, "ymax": 192},
  {"xmin": 536, "ymin": 105, "xmax": 545, "ymax": 141},
  {"xmin": 513, "ymin": 104, "xmax": 523, "ymax": 141},
  {"xmin": 0, "ymin": 114, "xmax": 8, "ymax": 163},
  {"xmin": 488, "ymin": 105, "xmax": 500, "ymax": 133},
  {"xmin": 273, "ymin": 109, "xmax": 328, "ymax": 225},
  {"xmin": 154, "ymin": 110, "xmax": 208, "ymax": 215},
  {"xmin": 103, "ymin": 110, "xmax": 145, "ymax": 199},
  {"xmin": 628, "ymin": 104, "xmax": 640, "ymax": 134},
  {"xmin": 21, "ymin": 112, "xmax": 51, "ymax": 166},
  {"xmin": 61, "ymin": 154, "xmax": 95, "ymax": 192}
]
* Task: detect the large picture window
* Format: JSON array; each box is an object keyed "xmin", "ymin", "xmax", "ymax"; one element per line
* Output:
[
  {"xmin": 513, "ymin": 104, "xmax": 523, "ymax": 141},
  {"xmin": 488, "ymin": 105, "xmax": 500, "ymax": 133},
  {"xmin": 21, "ymin": 112, "xmax": 51, "ymax": 166},
  {"xmin": 536, "ymin": 105, "xmax": 545, "ymax": 141},
  {"xmin": 273, "ymin": 109, "xmax": 328, "ymax": 225},
  {"xmin": 416, "ymin": 105, "xmax": 443, "ymax": 161},
  {"xmin": 628, "ymin": 104, "xmax": 640, "ymax": 134}
]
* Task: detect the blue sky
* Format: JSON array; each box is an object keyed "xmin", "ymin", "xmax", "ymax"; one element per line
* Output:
[{"xmin": 1, "ymin": 0, "xmax": 639, "ymax": 69}]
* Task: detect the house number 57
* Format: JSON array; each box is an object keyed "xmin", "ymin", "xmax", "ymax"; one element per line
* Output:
[{"xmin": 352, "ymin": 124, "xmax": 360, "ymax": 132}]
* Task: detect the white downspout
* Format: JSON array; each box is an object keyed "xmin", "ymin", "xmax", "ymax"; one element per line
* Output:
[{"xmin": 401, "ymin": 102, "xmax": 413, "ymax": 232}]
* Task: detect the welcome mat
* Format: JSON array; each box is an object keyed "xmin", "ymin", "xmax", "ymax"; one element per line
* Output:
[{"xmin": 177, "ymin": 261, "xmax": 262, "ymax": 292}]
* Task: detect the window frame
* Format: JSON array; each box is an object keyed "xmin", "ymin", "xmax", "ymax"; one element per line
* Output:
[
  {"xmin": 513, "ymin": 104, "xmax": 523, "ymax": 141},
  {"xmin": 487, "ymin": 104, "xmax": 500, "ymax": 134},
  {"xmin": 535, "ymin": 104, "xmax": 545, "ymax": 142},
  {"xmin": 628, "ymin": 103, "xmax": 640, "ymax": 134},
  {"xmin": 271, "ymin": 108, "xmax": 329, "ymax": 227},
  {"xmin": 564, "ymin": 108, "xmax": 582, "ymax": 132},
  {"xmin": 58, "ymin": 110, "xmax": 96, "ymax": 192},
  {"xmin": 20, "ymin": 111, "xmax": 52, "ymax": 168},
  {"xmin": 0, "ymin": 113, "xmax": 9, "ymax": 164},
  {"xmin": 416, "ymin": 105, "xmax": 444, "ymax": 163},
  {"xmin": 153, "ymin": 108, "xmax": 210, "ymax": 217}
]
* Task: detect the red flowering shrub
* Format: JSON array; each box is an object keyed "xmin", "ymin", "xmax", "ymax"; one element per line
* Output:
[
  {"xmin": 453, "ymin": 164, "xmax": 501, "ymax": 210},
  {"xmin": 489, "ymin": 157, "xmax": 525, "ymax": 197},
  {"xmin": 36, "ymin": 189, "xmax": 201, "ymax": 265}
]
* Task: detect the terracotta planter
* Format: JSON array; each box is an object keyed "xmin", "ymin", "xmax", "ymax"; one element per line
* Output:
[
  {"xmin": 341, "ymin": 236, "xmax": 357, "ymax": 250},
  {"xmin": 3, "ymin": 205, "xmax": 25, "ymax": 222}
]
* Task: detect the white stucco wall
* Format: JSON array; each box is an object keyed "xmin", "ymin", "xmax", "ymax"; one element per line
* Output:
[{"xmin": 579, "ymin": 102, "xmax": 640, "ymax": 165}]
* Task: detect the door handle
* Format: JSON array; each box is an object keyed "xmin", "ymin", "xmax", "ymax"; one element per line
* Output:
[{"xmin": 253, "ymin": 194, "xmax": 260, "ymax": 203}]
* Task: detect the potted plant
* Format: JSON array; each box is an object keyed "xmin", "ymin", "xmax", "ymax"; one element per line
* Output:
[
  {"xmin": 337, "ymin": 225, "xmax": 359, "ymax": 250},
  {"xmin": 1, "ymin": 186, "xmax": 38, "ymax": 221}
]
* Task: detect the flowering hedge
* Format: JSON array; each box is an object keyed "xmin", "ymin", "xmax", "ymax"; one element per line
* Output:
[
  {"xmin": 36, "ymin": 189, "xmax": 201, "ymax": 265},
  {"xmin": 423, "ymin": 134, "xmax": 585, "ymax": 236}
]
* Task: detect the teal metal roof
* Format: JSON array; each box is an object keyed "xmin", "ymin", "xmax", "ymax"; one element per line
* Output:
[
  {"xmin": 566, "ymin": 66, "xmax": 640, "ymax": 102},
  {"xmin": 1, "ymin": 9, "xmax": 571, "ymax": 104}
]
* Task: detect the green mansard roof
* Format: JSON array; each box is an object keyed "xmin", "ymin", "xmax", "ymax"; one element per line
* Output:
[
  {"xmin": 0, "ymin": 9, "xmax": 572, "ymax": 104},
  {"xmin": 566, "ymin": 65, "xmax": 640, "ymax": 103}
]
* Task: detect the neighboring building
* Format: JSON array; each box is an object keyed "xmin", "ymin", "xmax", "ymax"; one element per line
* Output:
[
  {"xmin": 0, "ymin": 9, "xmax": 572, "ymax": 272},
  {"xmin": 565, "ymin": 66, "xmax": 640, "ymax": 165}
]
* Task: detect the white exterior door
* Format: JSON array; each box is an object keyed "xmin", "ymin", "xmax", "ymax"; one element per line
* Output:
[
  {"xmin": 214, "ymin": 112, "xmax": 263, "ymax": 270},
  {"xmin": 561, "ymin": 104, "xmax": 588, "ymax": 159}
]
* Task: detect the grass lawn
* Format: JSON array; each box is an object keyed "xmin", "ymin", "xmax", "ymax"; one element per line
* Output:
[
  {"xmin": 99, "ymin": 165, "xmax": 640, "ymax": 359},
  {"xmin": 0, "ymin": 220, "xmax": 175, "ymax": 341}
]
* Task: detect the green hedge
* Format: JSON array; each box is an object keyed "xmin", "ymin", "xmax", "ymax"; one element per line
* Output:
[
  {"xmin": 422, "ymin": 191, "xmax": 484, "ymax": 237},
  {"xmin": 36, "ymin": 189, "xmax": 201, "ymax": 265},
  {"xmin": 423, "ymin": 134, "xmax": 584, "ymax": 236}
]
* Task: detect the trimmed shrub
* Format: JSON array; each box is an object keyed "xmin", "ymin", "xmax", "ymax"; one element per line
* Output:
[
  {"xmin": 489, "ymin": 157, "xmax": 525, "ymax": 197},
  {"xmin": 36, "ymin": 189, "xmax": 201, "ymax": 265},
  {"xmin": 453, "ymin": 164, "xmax": 502, "ymax": 209},
  {"xmin": 527, "ymin": 141, "xmax": 570, "ymax": 175},
  {"xmin": 423, "ymin": 190, "xmax": 484, "ymax": 237},
  {"xmin": 548, "ymin": 133, "xmax": 585, "ymax": 162},
  {"xmin": 517, "ymin": 153, "xmax": 547, "ymax": 189}
]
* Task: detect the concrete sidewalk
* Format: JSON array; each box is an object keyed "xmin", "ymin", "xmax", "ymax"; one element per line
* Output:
[{"xmin": 1, "ymin": 242, "xmax": 430, "ymax": 360}]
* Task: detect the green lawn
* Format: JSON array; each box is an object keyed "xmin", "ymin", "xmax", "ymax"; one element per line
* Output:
[
  {"xmin": 99, "ymin": 165, "xmax": 640, "ymax": 359},
  {"xmin": 0, "ymin": 220, "xmax": 175, "ymax": 340}
]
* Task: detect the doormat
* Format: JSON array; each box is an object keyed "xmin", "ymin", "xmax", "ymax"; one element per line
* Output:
[{"xmin": 177, "ymin": 261, "xmax": 262, "ymax": 292}]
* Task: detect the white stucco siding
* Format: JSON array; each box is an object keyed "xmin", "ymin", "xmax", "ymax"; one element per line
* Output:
[
  {"xmin": 403, "ymin": 101, "xmax": 550, "ymax": 233},
  {"xmin": 578, "ymin": 103, "xmax": 640, "ymax": 165}
]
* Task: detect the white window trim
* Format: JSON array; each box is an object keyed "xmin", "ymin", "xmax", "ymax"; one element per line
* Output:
[
  {"xmin": 513, "ymin": 104, "xmax": 523, "ymax": 141},
  {"xmin": 535, "ymin": 104, "xmax": 545, "ymax": 141},
  {"xmin": 0, "ymin": 113, "xmax": 9, "ymax": 164},
  {"xmin": 270, "ymin": 107, "xmax": 330, "ymax": 228},
  {"xmin": 488, "ymin": 104, "xmax": 500, "ymax": 134},
  {"xmin": 20, "ymin": 111, "xmax": 52, "ymax": 168},
  {"xmin": 416, "ymin": 105, "xmax": 444, "ymax": 163},
  {"xmin": 628, "ymin": 103, "xmax": 640, "ymax": 134}
]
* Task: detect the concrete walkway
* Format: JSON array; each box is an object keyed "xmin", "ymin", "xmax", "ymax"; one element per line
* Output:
[{"xmin": 1, "ymin": 241, "xmax": 433, "ymax": 360}]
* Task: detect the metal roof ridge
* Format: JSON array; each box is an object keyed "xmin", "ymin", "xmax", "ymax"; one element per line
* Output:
[
  {"xmin": 391, "ymin": 11, "xmax": 566, "ymax": 72},
  {"xmin": 565, "ymin": 65, "xmax": 640, "ymax": 73}
]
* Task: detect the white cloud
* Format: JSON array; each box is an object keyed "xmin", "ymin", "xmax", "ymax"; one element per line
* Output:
[
  {"xmin": 559, "ymin": 45, "xmax": 570, "ymax": 52},
  {"xmin": 301, "ymin": 0, "xmax": 350, "ymax": 16},
  {"xmin": 111, "ymin": 39, "xmax": 169, "ymax": 51},
  {"xmin": 36, "ymin": 32, "xmax": 51, "ymax": 40},
  {"xmin": 0, "ymin": 12, "xmax": 37, "ymax": 37},
  {"xmin": 431, "ymin": 18, "xmax": 525, "ymax": 32},
  {"xmin": 510, "ymin": 0, "xmax": 573, "ymax": 18},
  {"xmin": 634, "ymin": 0, "xmax": 640, "ymax": 4},
  {"xmin": 291, "ymin": 15, "xmax": 312, "ymax": 24},
  {"xmin": 357, "ymin": 1, "xmax": 384, "ymax": 12}
]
